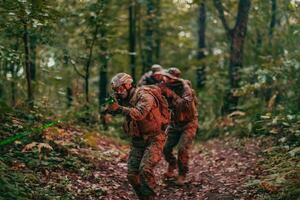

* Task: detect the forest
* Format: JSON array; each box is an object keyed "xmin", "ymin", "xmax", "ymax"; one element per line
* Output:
[{"xmin": 0, "ymin": 0, "xmax": 300, "ymax": 199}]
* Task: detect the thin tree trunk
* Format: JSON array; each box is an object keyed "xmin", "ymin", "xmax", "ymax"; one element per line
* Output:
[
  {"xmin": 137, "ymin": 2, "xmax": 146, "ymax": 74},
  {"xmin": 23, "ymin": 21, "xmax": 33, "ymax": 107},
  {"xmin": 0, "ymin": 83, "xmax": 3, "ymax": 100},
  {"xmin": 269, "ymin": 0, "xmax": 277, "ymax": 48},
  {"xmin": 154, "ymin": 0, "xmax": 160, "ymax": 63},
  {"xmin": 66, "ymin": 86, "xmax": 73, "ymax": 108},
  {"xmin": 98, "ymin": 0, "xmax": 109, "ymax": 109},
  {"xmin": 10, "ymin": 41, "xmax": 19, "ymax": 107},
  {"xmin": 129, "ymin": 0, "xmax": 137, "ymax": 82},
  {"xmin": 0, "ymin": 59, "xmax": 4, "ymax": 100},
  {"xmin": 196, "ymin": 0, "xmax": 206, "ymax": 89},
  {"xmin": 85, "ymin": 25, "xmax": 99, "ymax": 103},
  {"xmin": 99, "ymin": 30, "xmax": 108, "ymax": 106},
  {"xmin": 144, "ymin": 0, "xmax": 155, "ymax": 73},
  {"xmin": 63, "ymin": 49, "xmax": 73, "ymax": 108},
  {"xmin": 10, "ymin": 63, "xmax": 16, "ymax": 106},
  {"xmin": 29, "ymin": 35, "xmax": 37, "ymax": 81},
  {"xmin": 263, "ymin": 0, "xmax": 277, "ymax": 103},
  {"xmin": 213, "ymin": 0, "xmax": 251, "ymax": 114}
]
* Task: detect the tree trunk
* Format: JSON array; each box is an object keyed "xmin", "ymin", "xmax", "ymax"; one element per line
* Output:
[
  {"xmin": 10, "ymin": 41, "xmax": 20, "ymax": 107},
  {"xmin": 66, "ymin": 86, "xmax": 73, "ymax": 108},
  {"xmin": 213, "ymin": 0, "xmax": 251, "ymax": 114},
  {"xmin": 63, "ymin": 49, "xmax": 73, "ymax": 108},
  {"xmin": 137, "ymin": 2, "xmax": 146, "ymax": 74},
  {"xmin": 0, "ymin": 59, "xmax": 4, "ymax": 100},
  {"xmin": 99, "ymin": 30, "xmax": 108, "ymax": 106},
  {"xmin": 269, "ymin": 0, "xmax": 277, "ymax": 48},
  {"xmin": 143, "ymin": 0, "xmax": 155, "ymax": 73},
  {"xmin": 23, "ymin": 21, "xmax": 34, "ymax": 107},
  {"xmin": 29, "ymin": 35, "xmax": 37, "ymax": 81},
  {"xmin": 85, "ymin": 25, "xmax": 99, "ymax": 104},
  {"xmin": 263, "ymin": 0, "xmax": 277, "ymax": 103},
  {"xmin": 196, "ymin": 0, "xmax": 206, "ymax": 89},
  {"xmin": 154, "ymin": 0, "xmax": 160, "ymax": 64},
  {"xmin": 129, "ymin": 0, "xmax": 137, "ymax": 82},
  {"xmin": 0, "ymin": 83, "xmax": 3, "ymax": 100},
  {"xmin": 98, "ymin": 0, "xmax": 109, "ymax": 109},
  {"xmin": 10, "ymin": 63, "xmax": 16, "ymax": 107}
]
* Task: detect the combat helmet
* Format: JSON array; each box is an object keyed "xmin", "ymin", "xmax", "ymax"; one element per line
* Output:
[
  {"xmin": 111, "ymin": 73, "xmax": 133, "ymax": 89},
  {"xmin": 167, "ymin": 67, "xmax": 181, "ymax": 78}
]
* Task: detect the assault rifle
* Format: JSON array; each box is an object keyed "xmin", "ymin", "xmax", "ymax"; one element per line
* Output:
[
  {"xmin": 102, "ymin": 96, "xmax": 115, "ymax": 106},
  {"xmin": 100, "ymin": 94, "xmax": 121, "ymax": 114}
]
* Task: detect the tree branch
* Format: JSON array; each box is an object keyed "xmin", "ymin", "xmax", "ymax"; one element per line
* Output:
[
  {"xmin": 234, "ymin": 0, "xmax": 251, "ymax": 30},
  {"xmin": 213, "ymin": 0, "xmax": 232, "ymax": 39},
  {"xmin": 70, "ymin": 59, "xmax": 85, "ymax": 79}
]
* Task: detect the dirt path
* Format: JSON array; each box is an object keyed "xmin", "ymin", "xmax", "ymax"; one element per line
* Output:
[
  {"xmin": 41, "ymin": 127, "xmax": 263, "ymax": 200},
  {"xmin": 86, "ymin": 136, "xmax": 263, "ymax": 200}
]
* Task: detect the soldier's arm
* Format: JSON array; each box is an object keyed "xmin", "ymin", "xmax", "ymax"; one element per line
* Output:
[
  {"xmin": 120, "ymin": 93, "xmax": 155, "ymax": 120},
  {"xmin": 160, "ymin": 81, "xmax": 192, "ymax": 103},
  {"xmin": 181, "ymin": 81, "xmax": 194, "ymax": 102},
  {"xmin": 137, "ymin": 75, "xmax": 146, "ymax": 86},
  {"xmin": 173, "ymin": 80, "xmax": 194, "ymax": 111},
  {"xmin": 160, "ymin": 85, "xmax": 180, "ymax": 100},
  {"xmin": 137, "ymin": 72, "xmax": 151, "ymax": 86}
]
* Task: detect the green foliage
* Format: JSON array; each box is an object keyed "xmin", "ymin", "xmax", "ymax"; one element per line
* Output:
[
  {"xmin": 0, "ymin": 161, "xmax": 28, "ymax": 199},
  {"xmin": 0, "ymin": 0, "xmax": 300, "ymax": 198},
  {"xmin": 247, "ymin": 145, "xmax": 300, "ymax": 200}
]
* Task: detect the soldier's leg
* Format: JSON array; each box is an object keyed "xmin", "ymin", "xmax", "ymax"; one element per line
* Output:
[
  {"xmin": 139, "ymin": 133, "xmax": 166, "ymax": 198},
  {"xmin": 163, "ymin": 126, "xmax": 181, "ymax": 176},
  {"xmin": 177, "ymin": 119, "xmax": 198, "ymax": 178},
  {"xmin": 127, "ymin": 138, "xmax": 146, "ymax": 199}
]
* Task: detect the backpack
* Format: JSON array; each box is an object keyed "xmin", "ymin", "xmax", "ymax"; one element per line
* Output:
[{"xmin": 141, "ymin": 85, "xmax": 171, "ymax": 126}]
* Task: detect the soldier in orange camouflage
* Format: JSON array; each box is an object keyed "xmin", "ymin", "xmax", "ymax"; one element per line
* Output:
[
  {"xmin": 138, "ymin": 64, "xmax": 163, "ymax": 86},
  {"xmin": 107, "ymin": 73, "xmax": 169, "ymax": 200},
  {"xmin": 152, "ymin": 70, "xmax": 198, "ymax": 185}
]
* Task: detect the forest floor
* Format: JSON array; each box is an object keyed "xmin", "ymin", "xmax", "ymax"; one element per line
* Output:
[
  {"xmin": 0, "ymin": 118, "xmax": 271, "ymax": 200},
  {"xmin": 31, "ymin": 124, "xmax": 264, "ymax": 200}
]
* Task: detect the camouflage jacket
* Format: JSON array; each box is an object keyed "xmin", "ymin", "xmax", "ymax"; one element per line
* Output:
[
  {"xmin": 160, "ymin": 79, "xmax": 198, "ymax": 123},
  {"xmin": 137, "ymin": 71, "xmax": 157, "ymax": 86},
  {"xmin": 119, "ymin": 86, "xmax": 165, "ymax": 137}
]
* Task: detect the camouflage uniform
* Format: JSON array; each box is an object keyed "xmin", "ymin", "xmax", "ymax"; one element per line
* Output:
[
  {"xmin": 167, "ymin": 67, "xmax": 181, "ymax": 78},
  {"xmin": 113, "ymin": 85, "xmax": 167, "ymax": 200},
  {"xmin": 138, "ymin": 64, "xmax": 163, "ymax": 86},
  {"xmin": 153, "ymin": 72, "xmax": 198, "ymax": 178}
]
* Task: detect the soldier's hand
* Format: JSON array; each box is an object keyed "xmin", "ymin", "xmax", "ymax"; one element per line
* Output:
[{"xmin": 108, "ymin": 101, "xmax": 120, "ymax": 112}]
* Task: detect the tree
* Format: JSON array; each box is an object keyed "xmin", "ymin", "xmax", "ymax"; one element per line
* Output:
[
  {"xmin": 129, "ymin": 0, "xmax": 137, "ymax": 82},
  {"xmin": 196, "ymin": 0, "xmax": 206, "ymax": 89},
  {"xmin": 98, "ymin": 0, "xmax": 110, "ymax": 107},
  {"xmin": 213, "ymin": 0, "xmax": 251, "ymax": 113},
  {"xmin": 269, "ymin": 0, "xmax": 277, "ymax": 48},
  {"xmin": 0, "ymin": 0, "xmax": 59, "ymax": 108},
  {"xmin": 143, "ymin": 0, "xmax": 155, "ymax": 73},
  {"xmin": 154, "ymin": 0, "xmax": 161, "ymax": 64},
  {"xmin": 23, "ymin": 20, "xmax": 34, "ymax": 107}
]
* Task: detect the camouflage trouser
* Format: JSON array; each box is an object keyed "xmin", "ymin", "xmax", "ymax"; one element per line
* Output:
[
  {"xmin": 127, "ymin": 132, "xmax": 166, "ymax": 200},
  {"xmin": 163, "ymin": 119, "xmax": 198, "ymax": 176}
]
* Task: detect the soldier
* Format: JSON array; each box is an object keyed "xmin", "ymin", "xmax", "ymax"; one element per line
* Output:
[
  {"xmin": 166, "ymin": 66, "xmax": 197, "ymax": 95},
  {"xmin": 107, "ymin": 73, "xmax": 169, "ymax": 200},
  {"xmin": 167, "ymin": 67, "xmax": 181, "ymax": 78},
  {"xmin": 138, "ymin": 64, "xmax": 163, "ymax": 86},
  {"xmin": 152, "ymin": 71, "xmax": 198, "ymax": 185}
]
